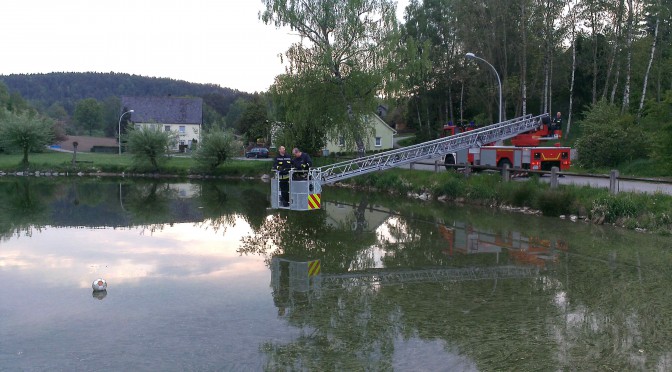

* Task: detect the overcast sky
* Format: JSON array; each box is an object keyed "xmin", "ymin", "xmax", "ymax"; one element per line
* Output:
[{"xmin": 1, "ymin": 1, "xmax": 409, "ymax": 93}]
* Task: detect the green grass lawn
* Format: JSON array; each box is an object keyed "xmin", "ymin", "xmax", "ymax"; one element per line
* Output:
[
  {"xmin": 0, "ymin": 150, "xmax": 273, "ymax": 176},
  {"xmin": 0, "ymin": 151, "xmax": 131, "ymax": 171}
]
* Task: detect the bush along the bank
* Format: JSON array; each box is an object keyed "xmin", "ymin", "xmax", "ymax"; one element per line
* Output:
[{"xmin": 346, "ymin": 170, "xmax": 672, "ymax": 235}]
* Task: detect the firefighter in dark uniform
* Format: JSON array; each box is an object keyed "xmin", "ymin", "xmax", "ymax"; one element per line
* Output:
[
  {"xmin": 292, "ymin": 147, "xmax": 313, "ymax": 180},
  {"xmin": 551, "ymin": 111, "xmax": 562, "ymax": 137},
  {"xmin": 274, "ymin": 146, "xmax": 292, "ymax": 206}
]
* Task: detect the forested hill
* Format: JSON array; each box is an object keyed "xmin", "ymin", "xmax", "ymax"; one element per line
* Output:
[{"xmin": 0, "ymin": 72, "xmax": 250, "ymax": 115}]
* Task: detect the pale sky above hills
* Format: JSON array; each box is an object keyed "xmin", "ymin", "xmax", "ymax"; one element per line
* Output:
[{"xmin": 1, "ymin": 1, "xmax": 408, "ymax": 93}]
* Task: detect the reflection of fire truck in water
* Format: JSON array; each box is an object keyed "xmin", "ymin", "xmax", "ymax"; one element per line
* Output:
[
  {"xmin": 438, "ymin": 222, "xmax": 568, "ymax": 268},
  {"xmin": 441, "ymin": 116, "xmax": 571, "ymax": 172}
]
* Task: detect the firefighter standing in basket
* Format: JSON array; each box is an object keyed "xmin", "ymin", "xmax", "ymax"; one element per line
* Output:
[
  {"xmin": 292, "ymin": 147, "xmax": 312, "ymax": 180},
  {"xmin": 274, "ymin": 146, "xmax": 292, "ymax": 207},
  {"xmin": 551, "ymin": 112, "xmax": 562, "ymax": 137}
]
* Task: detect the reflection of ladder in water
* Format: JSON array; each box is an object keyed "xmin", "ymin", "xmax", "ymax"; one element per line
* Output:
[
  {"xmin": 270, "ymin": 259, "xmax": 539, "ymax": 315},
  {"xmin": 318, "ymin": 266, "xmax": 538, "ymax": 289},
  {"xmin": 311, "ymin": 114, "xmax": 547, "ymax": 185},
  {"xmin": 271, "ymin": 260, "xmax": 537, "ymax": 292}
]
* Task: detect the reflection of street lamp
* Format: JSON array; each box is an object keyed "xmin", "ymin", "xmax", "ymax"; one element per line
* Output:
[
  {"xmin": 118, "ymin": 110, "xmax": 134, "ymax": 155},
  {"xmin": 466, "ymin": 53, "xmax": 502, "ymax": 124}
]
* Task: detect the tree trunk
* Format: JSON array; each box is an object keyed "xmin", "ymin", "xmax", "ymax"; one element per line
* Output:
[
  {"xmin": 520, "ymin": 0, "xmax": 527, "ymax": 116},
  {"xmin": 638, "ymin": 14, "xmax": 660, "ymax": 120},
  {"xmin": 542, "ymin": 54, "xmax": 550, "ymax": 114},
  {"xmin": 601, "ymin": 0, "xmax": 625, "ymax": 100},
  {"xmin": 610, "ymin": 61, "xmax": 621, "ymax": 104},
  {"xmin": 549, "ymin": 49, "xmax": 554, "ymax": 116},
  {"xmin": 621, "ymin": 0, "xmax": 634, "ymax": 113},
  {"xmin": 568, "ymin": 4, "xmax": 578, "ymax": 136},
  {"xmin": 591, "ymin": 10, "xmax": 599, "ymax": 104},
  {"xmin": 447, "ymin": 85, "xmax": 454, "ymax": 125},
  {"xmin": 459, "ymin": 82, "xmax": 464, "ymax": 125}
]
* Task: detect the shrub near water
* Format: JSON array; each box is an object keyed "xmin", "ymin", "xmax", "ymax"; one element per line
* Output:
[
  {"xmin": 535, "ymin": 189, "xmax": 574, "ymax": 217},
  {"xmin": 590, "ymin": 194, "xmax": 642, "ymax": 224},
  {"xmin": 432, "ymin": 173, "xmax": 466, "ymax": 197},
  {"xmin": 501, "ymin": 177, "xmax": 541, "ymax": 207},
  {"xmin": 352, "ymin": 171, "xmax": 412, "ymax": 195},
  {"xmin": 464, "ymin": 173, "xmax": 500, "ymax": 202}
]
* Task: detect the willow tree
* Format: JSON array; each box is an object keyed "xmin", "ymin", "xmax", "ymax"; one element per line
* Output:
[
  {"xmin": 0, "ymin": 110, "xmax": 53, "ymax": 166},
  {"xmin": 261, "ymin": 0, "xmax": 398, "ymax": 156}
]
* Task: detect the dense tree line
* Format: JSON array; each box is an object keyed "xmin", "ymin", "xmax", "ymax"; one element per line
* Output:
[
  {"xmin": 0, "ymin": 72, "xmax": 248, "ymax": 115},
  {"xmin": 0, "ymin": 72, "xmax": 253, "ymax": 136},
  {"xmin": 262, "ymin": 0, "xmax": 672, "ymax": 168}
]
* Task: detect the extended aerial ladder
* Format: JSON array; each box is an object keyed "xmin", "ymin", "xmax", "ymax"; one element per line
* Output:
[{"xmin": 271, "ymin": 113, "xmax": 549, "ymax": 211}]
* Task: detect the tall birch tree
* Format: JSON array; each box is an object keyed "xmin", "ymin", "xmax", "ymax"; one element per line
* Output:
[{"xmin": 637, "ymin": 0, "xmax": 662, "ymax": 119}]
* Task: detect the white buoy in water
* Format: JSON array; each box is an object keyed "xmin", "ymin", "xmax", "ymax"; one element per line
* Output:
[{"xmin": 92, "ymin": 278, "xmax": 107, "ymax": 292}]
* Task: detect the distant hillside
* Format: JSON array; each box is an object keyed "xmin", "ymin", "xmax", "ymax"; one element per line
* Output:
[{"xmin": 0, "ymin": 72, "xmax": 252, "ymax": 117}]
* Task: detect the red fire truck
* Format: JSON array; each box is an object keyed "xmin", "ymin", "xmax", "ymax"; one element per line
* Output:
[{"xmin": 441, "ymin": 117, "xmax": 571, "ymax": 171}]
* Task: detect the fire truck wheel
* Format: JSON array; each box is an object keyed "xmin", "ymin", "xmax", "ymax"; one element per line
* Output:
[
  {"xmin": 497, "ymin": 159, "xmax": 512, "ymax": 174},
  {"xmin": 443, "ymin": 154, "xmax": 456, "ymax": 171}
]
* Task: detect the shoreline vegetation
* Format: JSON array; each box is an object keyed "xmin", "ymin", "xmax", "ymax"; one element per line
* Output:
[{"xmin": 1, "ymin": 151, "xmax": 671, "ymax": 235}]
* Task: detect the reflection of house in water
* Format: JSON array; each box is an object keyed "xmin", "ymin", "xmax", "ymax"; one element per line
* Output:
[{"xmin": 438, "ymin": 221, "xmax": 568, "ymax": 268}]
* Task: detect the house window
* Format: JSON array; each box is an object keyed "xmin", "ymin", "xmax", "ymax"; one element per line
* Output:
[
  {"xmin": 375, "ymin": 137, "xmax": 382, "ymax": 147},
  {"xmin": 164, "ymin": 125, "xmax": 171, "ymax": 132},
  {"xmin": 339, "ymin": 136, "xmax": 345, "ymax": 147},
  {"xmin": 179, "ymin": 126, "xmax": 186, "ymax": 134}
]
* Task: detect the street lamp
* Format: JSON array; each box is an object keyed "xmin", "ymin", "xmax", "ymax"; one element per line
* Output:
[
  {"xmin": 118, "ymin": 110, "xmax": 134, "ymax": 155},
  {"xmin": 466, "ymin": 52, "xmax": 502, "ymax": 124}
]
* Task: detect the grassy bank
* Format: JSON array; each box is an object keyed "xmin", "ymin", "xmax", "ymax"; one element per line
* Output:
[{"xmin": 2, "ymin": 150, "xmax": 671, "ymax": 234}]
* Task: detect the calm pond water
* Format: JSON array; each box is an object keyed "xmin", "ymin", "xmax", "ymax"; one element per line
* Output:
[{"xmin": 0, "ymin": 178, "xmax": 671, "ymax": 371}]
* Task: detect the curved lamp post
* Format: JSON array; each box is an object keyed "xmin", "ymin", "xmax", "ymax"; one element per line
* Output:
[
  {"xmin": 118, "ymin": 109, "xmax": 134, "ymax": 155},
  {"xmin": 466, "ymin": 53, "xmax": 502, "ymax": 124}
]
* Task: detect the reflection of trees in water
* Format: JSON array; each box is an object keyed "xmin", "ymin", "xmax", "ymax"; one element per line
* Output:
[
  {"xmin": 377, "ymin": 215, "xmax": 458, "ymax": 268},
  {"xmin": 0, "ymin": 179, "xmax": 51, "ymax": 239},
  {"xmin": 262, "ymin": 284, "xmax": 399, "ymax": 371},
  {"xmin": 197, "ymin": 182, "xmax": 232, "ymax": 233},
  {"xmin": 239, "ymin": 188, "xmax": 269, "ymax": 230},
  {"xmin": 256, "ymin": 202, "xmax": 672, "ymax": 370},
  {"xmin": 547, "ymin": 246, "xmax": 672, "ymax": 370},
  {"xmin": 0, "ymin": 178, "xmax": 272, "ymax": 236},
  {"xmin": 69, "ymin": 181, "xmax": 109, "ymax": 207},
  {"xmin": 123, "ymin": 181, "xmax": 176, "ymax": 233},
  {"xmin": 239, "ymin": 209, "xmax": 377, "ymax": 272},
  {"xmin": 196, "ymin": 182, "xmax": 269, "ymax": 233}
]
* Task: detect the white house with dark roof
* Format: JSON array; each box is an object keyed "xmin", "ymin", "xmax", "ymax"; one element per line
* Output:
[{"xmin": 121, "ymin": 96, "xmax": 202, "ymax": 153}]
